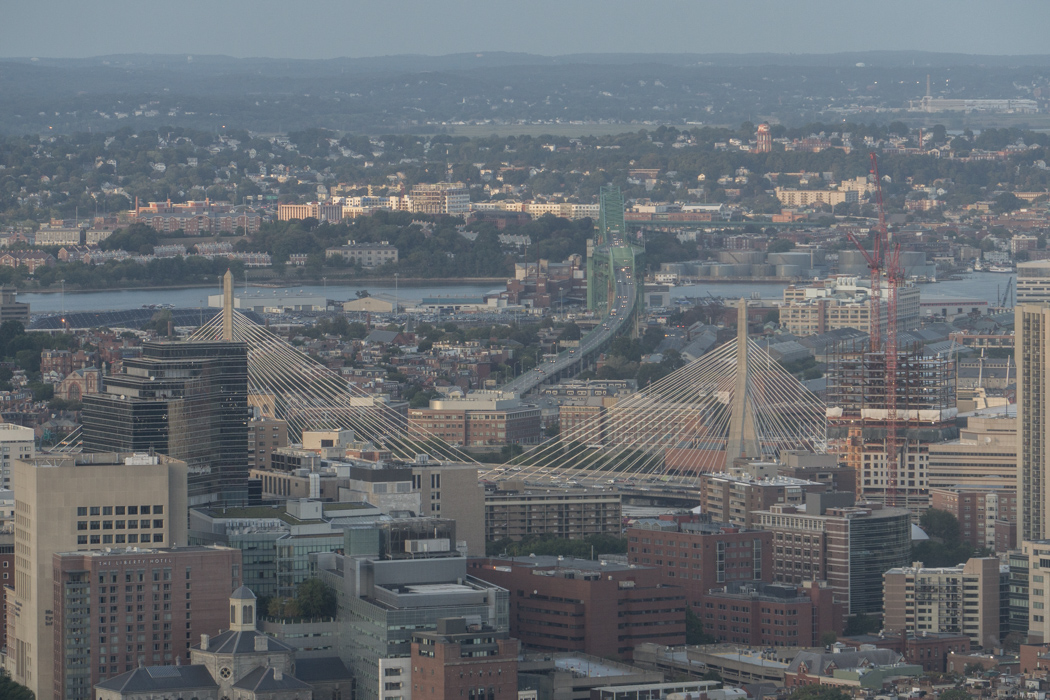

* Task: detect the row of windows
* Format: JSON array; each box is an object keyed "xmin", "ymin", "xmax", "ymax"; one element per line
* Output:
[
  {"xmin": 78, "ymin": 534, "xmax": 164, "ymax": 545},
  {"xmin": 78, "ymin": 520, "xmax": 163, "ymax": 531},
  {"xmin": 78, "ymin": 505, "xmax": 162, "ymax": 517}
]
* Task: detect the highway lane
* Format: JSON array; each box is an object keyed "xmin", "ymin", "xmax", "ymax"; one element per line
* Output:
[{"xmin": 501, "ymin": 252, "xmax": 636, "ymax": 396}]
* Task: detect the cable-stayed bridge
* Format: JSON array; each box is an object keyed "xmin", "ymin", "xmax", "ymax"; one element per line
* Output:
[{"xmin": 478, "ymin": 301, "xmax": 826, "ymax": 487}]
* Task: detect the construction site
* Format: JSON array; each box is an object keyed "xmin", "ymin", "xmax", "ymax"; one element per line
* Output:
[
  {"xmin": 826, "ymin": 345, "xmax": 957, "ymax": 513},
  {"xmin": 825, "ymin": 153, "xmax": 958, "ymax": 514}
]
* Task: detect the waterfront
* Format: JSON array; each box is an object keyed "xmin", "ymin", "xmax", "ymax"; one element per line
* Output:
[{"xmin": 19, "ymin": 272, "xmax": 1017, "ymax": 315}]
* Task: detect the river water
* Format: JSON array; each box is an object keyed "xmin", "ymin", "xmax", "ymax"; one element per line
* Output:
[{"xmin": 19, "ymin": 272, "xmax": 1016, "ymax": 315}]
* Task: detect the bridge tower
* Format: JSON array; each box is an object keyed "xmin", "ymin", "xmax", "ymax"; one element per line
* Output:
[
  {"xmin": 222, "ymin": 268, "xmax": 234, "ymax": 341},
  {"xmin": 725, "ymin": 299, "xmax": 761, "ymax": 463}
]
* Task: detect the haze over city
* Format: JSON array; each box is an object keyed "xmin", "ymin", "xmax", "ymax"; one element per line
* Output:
[
  {"xmin": 4, "ymin": 0, "xmax": 1050, "ymax": 58},
  {"xmin": 7, "ymin": 3, "xmax": 1050, "ymax": 700}
]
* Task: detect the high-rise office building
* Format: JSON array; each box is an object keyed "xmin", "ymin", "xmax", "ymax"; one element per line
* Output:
[
  {"xmin": 1018, "ymin": 304, "xmax": 1050, "ymax": 541},
  {"xmin": 82, "ymin": 340, "xmax": 249, "ymax": 506},
  {"xmin": 7, "ymin": 452, "xmax": 189, "ymax": 700}
]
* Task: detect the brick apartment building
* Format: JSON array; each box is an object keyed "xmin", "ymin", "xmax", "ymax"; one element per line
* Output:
[
  {"xmin": 700, "ymin": 463, "xmax": 828, "ymax": 529},
  {"xmin": 700, "ymin": 581, "xmax": 844, "ymax": 647},
  {"xmin": 411, "ymin": 618, "xmax": 519, "ymax": 700},
  {"xmin": 469, "ymin": 556, "xmax": 685, "ymax": 660},
  {"xmin": 882, "ymin": 558, "xmax": 1006, "ymax": 649},
  {"xmin": 247, "ymin": 416, "xmax": 288, "ymax": 470},
  {"xmin": 132, "ymin": 200, "xmax": 261, "ymax": 234},
  {"xmin": 752, "ymin": 493, "xmax": 912, "ymax": 615},
  {"xmin": 930, "ymin": 486, "xmax": 1018, "ymax": 551},
  {"xmin": 408, "ymin": 393, "xmax": 541, "ymax": 448},
  {"xmin": 625, "ymin": 514, "xmax": 772, "ymax": 609},
  {"xmin": 52, "ymin": 546, "xmax": 241, "ymax": 700},
  {"xmin": 838, "ymin": 632, "xmax": 971, "ymax": 674}
]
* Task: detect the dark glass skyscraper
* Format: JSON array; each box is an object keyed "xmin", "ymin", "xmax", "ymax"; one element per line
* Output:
[{"xmin": 82, "ymin": 340, "xmax": 249, "ymax": 505}]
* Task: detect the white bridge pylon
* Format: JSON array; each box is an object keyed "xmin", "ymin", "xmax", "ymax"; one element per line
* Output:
[
  {"xmin": 482, "ymin": 311, "xmax": 827, "ymax": 485},
  {"xmin": 191, "ymin": 306, "xmax": 476, "ymax": 465}
]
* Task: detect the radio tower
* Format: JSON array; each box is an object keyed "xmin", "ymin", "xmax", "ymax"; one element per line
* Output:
[{"xmin": 847, "ymin": 153, "xmax": 903, "ymax": 507}]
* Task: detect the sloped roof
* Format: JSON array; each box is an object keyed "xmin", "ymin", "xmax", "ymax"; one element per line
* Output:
[
  {"xmin": 295, "ymin": 656, "xmax": 354, "ymax": 682},
  {"xmin": 787, "ymin": 648, "xmax": 902, "ymax": 675},
  {"xmin": 233, "ymin": 666, "xmax": 312, "ymax": 692},
  {"xmin": 196, "ymin": 629, "xmax": 295, "ymax": 655},
  {"xmin": 95, "ymin": 665, "xmax": 217, "ymax": 693}
]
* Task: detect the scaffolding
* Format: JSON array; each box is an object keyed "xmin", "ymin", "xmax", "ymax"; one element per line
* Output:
[
  {"xmin": 826, "ymin": 344, "xmax": 957, "ymax": 514},
  {"xmin": 826, "ymin": 344, "xmax": 956, "ymax": 441}
]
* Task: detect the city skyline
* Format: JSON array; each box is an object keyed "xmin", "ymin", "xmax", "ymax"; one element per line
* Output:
[{"xmin": 3, "ymin": 0, "xmax": 1050, "ymax": 60}]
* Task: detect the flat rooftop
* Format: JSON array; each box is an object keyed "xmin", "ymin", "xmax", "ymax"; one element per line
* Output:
[
  {"xmin": 495, "ymin": 555, "xmax": 637, "ymax": 572},
  {"xmin": 554, "ymin": 657, "xmax": 634, "ymax": 677},
  {"xmin": 709, "ymin": 652, "xmax": 788, "ymax": 669},
  {"xmin": 403, "ymin": 583, "xmax": 477, "ymax": 594}
]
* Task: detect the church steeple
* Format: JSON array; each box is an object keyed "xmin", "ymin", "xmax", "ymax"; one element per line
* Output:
[{"xmin": 229, "ymin": 585, "xmax": 257, "ymax": 632}]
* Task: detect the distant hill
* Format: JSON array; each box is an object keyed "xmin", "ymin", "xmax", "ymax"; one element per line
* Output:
[{"xmin": 3, "ymin": 51, "xmax": 1049, "ymax": 135}]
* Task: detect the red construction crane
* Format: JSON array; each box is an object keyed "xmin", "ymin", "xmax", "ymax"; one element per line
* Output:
[
  {"xmin": 845, "ymin": 154, "xmax": 885, "ymax": 354},
  {"xmin": 846, "ymin": 153, "xmax": 903, "ymax": 507}
]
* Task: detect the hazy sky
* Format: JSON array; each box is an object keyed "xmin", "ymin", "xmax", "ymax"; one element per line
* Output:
[{"xmin": 3, "ymin": 0, "xmax": 1048, "ymax": 59}]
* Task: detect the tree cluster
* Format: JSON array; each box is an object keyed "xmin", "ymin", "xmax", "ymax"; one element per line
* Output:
[
  {"xmin": 912, "ymin": 509, "xmax": 988, "ymax": 567},
  {"xmin": 264, "ymin": 578, "xmax": 338, "ymax": 621}
]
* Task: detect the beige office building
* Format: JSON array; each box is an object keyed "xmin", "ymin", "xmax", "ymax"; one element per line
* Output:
[
  {"xmin": 409, "ymin": 182, "xmax": 470, "ymax": 215},
  {"xmin": 774, "ymin": 187, "xmax": 859, "ymax": 208},
  {"xmin": 7, "ymin": 453, "xmax": 188, "ymax": 700},
  {"xmin": 1017, "ymin": 261, "xmax": 1050, "ymax": 304},
  {"xmin": 0, "ymin": 423, "xmax": 34, "ymax": 490},
  {"xmin": 883, "ymin": 557, "xmax": 1005, "ymax": 649},
  {"xmin": 779, "ymin": 278, "xmax": 920, "ymax": 338},
  {"xmin": 927, "ymin": 415, "xmax": 1017, "ymax": 491},
  {"xmin": 1023, "ymin": 540, "xmax": 1050, "ymax": 643},
  {"xmin": 1018, "ymin": 304, "xmax": 1050, "ymax": 541}
]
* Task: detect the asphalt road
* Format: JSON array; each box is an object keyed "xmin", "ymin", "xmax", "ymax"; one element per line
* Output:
[{"xmin": 502, "ymin": 254, "xmax": 636, "ymax": 396}]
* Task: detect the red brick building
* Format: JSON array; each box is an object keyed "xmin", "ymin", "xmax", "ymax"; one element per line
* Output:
[
  {"xmin": 40, "ymin": 349, "xmax": 97, "ymax": 378},
  {"xmin": 131, "ymin": 199, "xmax": 262, "ymax": 234},
  {"xmin": 626, "ymin": 515, "xmax": 772, "ymax": 609},
  {"xmin": 700, "ymin": 581, "xmax": 844, "ymax": 647},
  {"xmin": 930, "ymin": 486, "xmax": 1018, "ymax": 551},
  {"xmin": 468, "ymin": 556, "xmax": 685, "ymax": 661},
  {"xmin": 52, "ymin": 546, "xmax": 241, "ymax": 699},
  {"xmin": 699, "ymin": 468, "xmax": 828, "ymax": 528},
  {"xmin": 408, "ymin": 404, "xmax": 541, "ymax": 448},
  {"xmin": 839, "ymin": 632, "xmax": 971, "ymax": 673},
  {"xmin": 411, "ymin": 618, "xmax": 518, "ymax": 700},
  {"xmin": 0, "ymin": 251, "xmax": 55, "ymax": 273}
]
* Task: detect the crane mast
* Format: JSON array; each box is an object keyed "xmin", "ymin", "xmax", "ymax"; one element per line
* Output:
[
  {"xmin": 877, "ymin": 153, "xmax": 903, "ymax": 509},
  {"xmin": 846, "ymin": 153, "xmax": 902, "ymax": 508}
]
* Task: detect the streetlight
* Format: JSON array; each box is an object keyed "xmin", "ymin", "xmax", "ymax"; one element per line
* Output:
[
  {"xmin": 394, "ymin": 273, "xmax": 399, "ymax": 315},
  {"xmin": 323, "ymin": 277, "xmax": 327, "ymax": 309}
]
